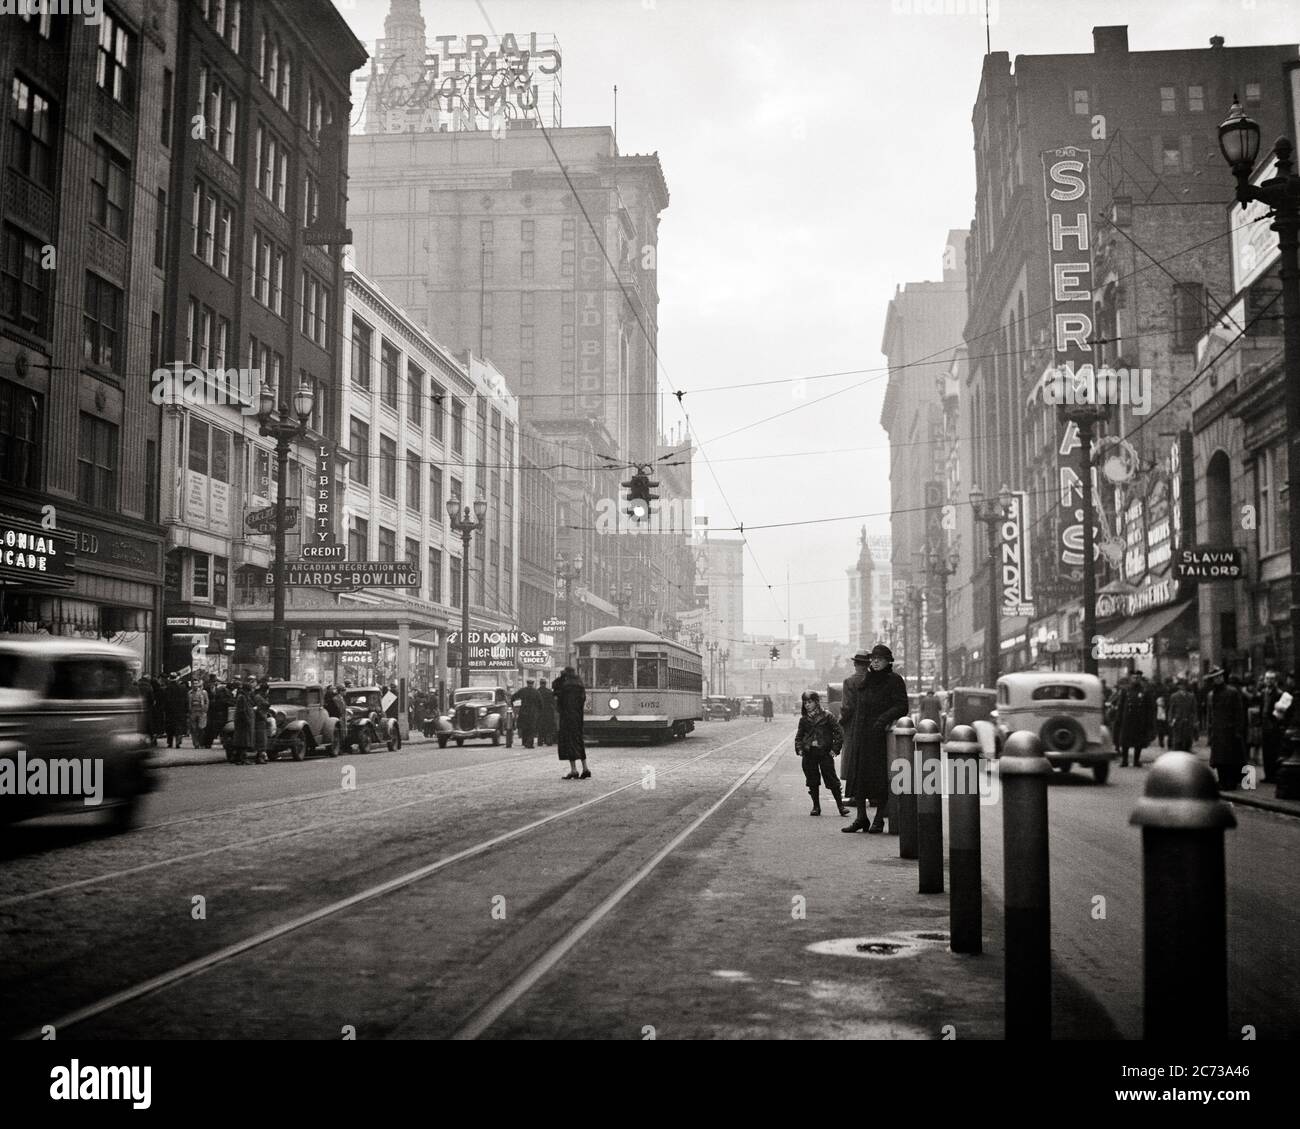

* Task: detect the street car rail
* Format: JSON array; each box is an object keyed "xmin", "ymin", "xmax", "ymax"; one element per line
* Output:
[{"xmin": 16, "ymin": 727, "xmax": 775, "ymax": 1039}]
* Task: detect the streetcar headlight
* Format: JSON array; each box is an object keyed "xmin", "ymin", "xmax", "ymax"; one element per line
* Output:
[{"xmin": 608, "ymin": 697, "xmax": 621, "ymax": 711}]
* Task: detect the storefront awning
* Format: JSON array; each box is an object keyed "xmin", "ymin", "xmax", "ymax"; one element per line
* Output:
[{"xmin": 1109, "ymin": 599, "xmax": 1195, "ymax": 645}]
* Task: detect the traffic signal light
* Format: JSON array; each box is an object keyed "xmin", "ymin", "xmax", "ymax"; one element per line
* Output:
[
  {"xmin": 770, "ymin": 645, "xmax": 780, "ymax": 661},
  {"xmin": 622, "ymin": 466, "xmax": 660, "ymax": 523}
]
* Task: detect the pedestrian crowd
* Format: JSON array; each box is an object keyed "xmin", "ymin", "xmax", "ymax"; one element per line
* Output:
[{"xmin": 1104, "ymin": 666, "xmax": 1296, "ymax": 791}]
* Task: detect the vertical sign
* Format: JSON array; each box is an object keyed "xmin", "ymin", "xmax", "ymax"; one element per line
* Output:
[
  {"xmin": 314, "ymin": 444, "xmax": 336, "ymax": 547},
  {"xmin": 1000, "ymin": 491, "xmax": 1035, "ymax": 616},
  {"xmin": 1043, "ymin": 146, "xmax": 1096, "ymax": 574},
  {"xmin": 576, "ymin": 203, "xmax": 605, "ymax": 413}
]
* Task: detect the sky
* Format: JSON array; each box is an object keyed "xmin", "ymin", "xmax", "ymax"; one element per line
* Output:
[{"xmin": 338, "ymin": 0, "xmax": 1299, "ymax": 643}]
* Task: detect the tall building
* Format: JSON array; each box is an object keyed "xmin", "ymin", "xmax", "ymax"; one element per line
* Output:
[
  {"xmin": 964, "ymin": 27, "xmax": 1294, "ymax": 678},
  {"xmin": 160, "ymin": 0, "xmax": 367, "ymax": 678},
  {"xmin": 698, "ymin": 535, "xmax": 744, "ymax": 654},
  {"xmin": 0, "ymin": 4, "xmax": 178, "ymax": 668},
  {"xmin": 846, "ymin": 529, "xmax": 892, "ymax": 654},
  {"xmin": 880, "ymin": 231, "xmax": 968, "ymax": 683}
]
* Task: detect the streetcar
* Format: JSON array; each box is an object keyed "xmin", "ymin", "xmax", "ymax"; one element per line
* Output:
[{"xmin": 574, "ymin": 626, "xmax": 703, "ymax": 742}]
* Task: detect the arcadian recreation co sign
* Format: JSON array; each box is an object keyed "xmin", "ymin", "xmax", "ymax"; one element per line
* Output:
[{"xmin": 262, "ymin": 561, "xmax": 419, "ymax": 590}]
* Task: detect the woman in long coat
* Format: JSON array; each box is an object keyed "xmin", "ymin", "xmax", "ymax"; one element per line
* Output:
[
  {"xmin": 536, "ymin": 678, "xmax": 557, "ymax": 746},
  {"xmin": 554, "ymin": 667, "xmax": 589, "ymax": 779},
  {"xmin": 840, "ymin": 645, "xmax": 909, "ymax": 833},
  {"xmin": 164, "ymin": 676, "xmax": 189, "ymax": 748},
  {"xmin": 252, "ymin": 680, "xmax": 271, "ymax": 765},
  {"xmin": 1207, "ymin": 670, "xmax": 1247, "ymax": 792},
  {"xmin": 232, "ymin": 681, "xmax": 255, "ymax": 765}
]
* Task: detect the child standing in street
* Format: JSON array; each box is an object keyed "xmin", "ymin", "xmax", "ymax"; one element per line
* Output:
[{"xmin": 795, "ymin": 691, "xmax": 849, "ymax": 817}]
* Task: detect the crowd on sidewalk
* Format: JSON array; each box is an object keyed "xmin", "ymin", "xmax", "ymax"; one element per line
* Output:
[{"xmin": 1103, "ymin": 666, "xmax": 1296, "ymax": 791}]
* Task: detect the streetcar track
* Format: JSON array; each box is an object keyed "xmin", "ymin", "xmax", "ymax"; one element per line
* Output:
[
  {"xmin": 14, "ymin": 727, "xmax": 776, "ymax": 1038},
  {"xmin": 452, "ymin": 731, "xmax": 787, "ymax": 1039}
]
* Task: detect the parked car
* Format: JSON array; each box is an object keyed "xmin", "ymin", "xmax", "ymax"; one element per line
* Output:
[
  {"xmin": 221, "ymin": 681, "xmax": 342, "ymax": 761},
  {"xmin": 342, "ymin": 686, "xmax": 403, "ymax": 752},
  {"xmin": 703, "ymin": 695, "xmax": 734, "ymax": 721},
  {"xmin": 431, "ymin": 686, "xmax": 515, "ymax": 748},
  {"xmin": 741, "ymin": 696, "xmax": 764, "ymax": 717},
  {"xmin": 943, "ymin": 687, "xmax": 999, "ymax": 757},
  {"xmin": 0, "ymin": 640, "xmax": 156, "ymax": 833},
  {"xmin": 993, "ymin": 672, "xmax": 1116, "ymax": 783}
]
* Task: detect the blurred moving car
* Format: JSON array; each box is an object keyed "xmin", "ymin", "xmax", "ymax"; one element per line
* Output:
[
  {"xmin": 221, "ymin": 681, "xmax": 343, "ymax": 761},
  {"xmin": 0, "ymin": 640, "xmax": 156, "ymax": 833},
  {"xmin": 994, "ymin": 672, "xmax": 1116, "ymax": 783},
  {"xmin": 431, "ymin": 686, "xmax": 515, "ymax": 748},
  {"xmin": 342, "ymin": 686, "xmax": 403, "ymax": 752},
  {"xmin": 741, "ymin": 696, "xmax": 764, "ymax": 717}
]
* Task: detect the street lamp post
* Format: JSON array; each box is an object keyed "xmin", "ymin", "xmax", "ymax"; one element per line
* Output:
[
  {"xmin": 971, "ymin": 484, "xmax": 1013, "ymax": 689},
  {"xmin": 610, "ymin": 583, "xmax": 632, "ymax": 623},
  {"xmin": 256, "ymin": 380, "xmax": 316, "ymax": 681},
  {"xmin": 706, "ymin": 640, "xmax": 718, "ymax": 695},
  {"xmin": 920, "ymin": 543, "xmax": 960, "ymax": 690},
  {"xmin": 720, "ymin": 648, "xmax": 729, "ymax": 695},
  {"xmin": 905, "ymin": 581, "xmax": 924, "ymax": 693},
  {"xmin": 556, "ymin": 551, "xmax": 584, "ymax": 670},
  {"xmin": 447, "ymin": 496, "xmax": 488, "ymax": 688},
  {"xmin": 1219, "ymin": 101, "xmax": 1300, "ymax": 798}
]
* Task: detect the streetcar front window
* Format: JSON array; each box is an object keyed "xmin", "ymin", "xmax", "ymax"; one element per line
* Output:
[
  {"xmin": 635, "ymin": 657, "xmax": 664, "ymax": 689},
  {"xmin": 578, "ymin": 657, "xmax": 596, "ymax": 687},
  {"xmin": 598, "ymin": 658, "xmax": 634, "ymax": 688}
]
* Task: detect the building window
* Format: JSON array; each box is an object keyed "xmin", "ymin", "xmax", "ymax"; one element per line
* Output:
[
  {"xmin": 407, "ymin": 364, "xmax": 423, "ymax": 427},
  {"xmin": 0, "ymin": 379, "xmax": 42, "ymax": 488},
  {"xmin": 520, "ymin": 250, "xmax": 534, "ymax": 280},
  {"xmin": 301, "ymin": 271, "xmax": 329, "ymax": 345},
  {"xmin": 349, "ymin": 417, "xmax": 370, "ymax": 486},
  {"xmin": 196, "ymin": 65, "xmax": 239, "ymax": 163},
  {"xmin": 9, "ymin": 76, "xmax": 55, "ymax": 188},
  {"xmin": 429, "ymin": 464, "xmax": 443, "ymax": 521},
  {"xmin": 349, "ymin": 515, "xmax": 368, "ymax": 561},
  {"xmin": 1159, "ymin": 85, "xmax": 1176, "ymax": 113},
  {"xmin": 1, "ymin": 224, "xmax": 49, "ymax": 335},
  {"xmin": 77, "ymin": 413, "xmax": 118, "ymax": 509},
  {"xmin": 562, "ymin": 219, "xmax": 575, "ymax": 242},
  {"xmin": 520, "ymin": 359, "xmax": 534, "ymax": 384},
  {"xmin": 378, "ymin": 525, "xmax": 396, "ymax": 562},
  {"xmin": 255, "ymin": 122, "xmax": 288, "ymax": 211},
  {"xmin": 251, "ymin": 228, "xmax": 286, "ymax": 313},
  {"xmin": 380, "ymin": 435, "xmax": 397, "ymax": 499},
  {"xmin": 561, "ymin": 323, "xmax": 574, "ymax": 355},
  {"xmin": 380, "ymin": 341, "xmax": 399, "ymax": 409},
  {"xmin": 90, "ymin": 139, "xmax": 129, "ymax": 238},
  {"xmin": 431, "ymin": 381, "xmax": 445, "ymax": 441},
  {"xmin": 405, "ymin": 450, "xmax": 420, "ymax": 510},
  {"xmin": 428, "ymin": 547, "xmax": 442, "ymax": 603},
  {"xmin": 1173, "ymin": 282, "xmax": 1207, "ymax": 351},
  {"xmin": 161, "ymin": 68, "xmax": 173, "ymax": 145},
  {"xmin": 1244, "ymin": 82, "xmax": 1261, "ymax": 107},
  {"xmin": 154, "ymin": 189, "xmax": 166, "ymax": 269},
  {"xmin": 82, "ymin": 273, "xmax": 122, "ymax": 372},
  {"xmin": 449, "ymin": 555, "xmax": 462, "ymax": 608},
  {"xmin": 561, "ymin": 250, "xmax": 574, "ymax": 278},
  {"xmin": 303, "ymin": 171, "xmax": 319, "ymax": 227},
  {"xmin": 96, "ymin": 9, "xmax": 135, "ymax": 108},
  {"xmin": 20, "ymin": 7, "xmax": 53, "ymax": 36},
  {"xmin": 1071, "ymin": 88, "xmax": 1089, "ymax": 115},
  {"xmin": 305, "ymin": 81, "xmax": 326, "ymax": 141},
  {"xmin": 481, "ymin": 249, "xmax": 494, "ymax": 282},
  {"xmin": 521, "ymin": 291, "xmax": 534, "ymax": 322},
  {"xmin": 520, "ymin": 325, "xmax": 534, "ymax": 353},
  {"xmin": 1257, "ymin": 443, "xmax": 1286, "ymax": 557},
  {"xmin": 451, "ymin": 399, "xmax": 465, "ymax": 457},
  {"xmin": 1187, "ymin": 84, "xmax": 1204, "ymax": 112}
]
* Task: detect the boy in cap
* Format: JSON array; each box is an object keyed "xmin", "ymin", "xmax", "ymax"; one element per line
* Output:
[{"xmin": 796, "ymin": 691, "xmax": 848, "ymax": 816}]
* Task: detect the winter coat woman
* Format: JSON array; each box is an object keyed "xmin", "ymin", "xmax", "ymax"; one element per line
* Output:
[
  {"xmin": 554, "ymin": 668, "xmax": 590, "ymax": 779},
  {"xmin": 164, "ymin": 678, "xmax": 189, "ymax": 747},
  {"xmin": 252, "ymin": 682, "xmax": 271, "ymax": 763},
  {"xmin": 232, "ymin": 684, "xmax": 256, "ymax": 765},
  {"xmin": 840, "ymin": 644, "xmax": 909, "ymax": 832},
  {"xmin": 1207, "ymin": 675, "xmax": 1247, "ymax": 791}
]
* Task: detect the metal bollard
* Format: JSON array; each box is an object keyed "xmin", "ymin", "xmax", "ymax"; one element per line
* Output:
[
  {"xmin": 915, "ymin": 719, "xmax": 944, "ymax": 893},
  {"xmin": 1130, "ymin": 751, "xmax": 1236, "ymax": 1040},
  {"xmin": 1000, "ymin": 730, "xmax": 1052, "ymax": 1039},
  {"xmin": 891, "ymin": 716, "xmax": 917, "ymax": 854},
  {"xmin": 946, "ymin": 724, "xmax": 982, "ymax": 953}
]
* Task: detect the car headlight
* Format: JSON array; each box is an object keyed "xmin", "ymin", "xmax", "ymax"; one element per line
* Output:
[
  {"xmin": 478, "ymin": 706, "xmax": 487, "ymax": 715},
  {"xmin": 608, "ymin": 697, "xmax": 621, "ymax": 711}
]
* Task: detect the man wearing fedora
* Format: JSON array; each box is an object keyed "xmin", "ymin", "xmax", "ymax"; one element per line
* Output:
[
  {"xmin": 1206, "ymin": 665, "xmax": 1247, "ymax": 792},
  {"xmin": 839, "ymin": 644, "xmax": 909, "ymax": 833}
]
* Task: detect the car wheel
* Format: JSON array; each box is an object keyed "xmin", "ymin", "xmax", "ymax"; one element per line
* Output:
[
  {"xmin": 324, "ymin": 730, "xmax": 340, "ymax": 757},
  {"xmin": 455, "ymin": 738, "xmax": 464, "ymax": 747},
  {"xmin": 1092, "ymin": 762, "xmax": 1111, "ymax": 784},
  {"xmin": 288, "ymin": 733, "xmax": 307, "ymax": 762},
  {"xmin": 1039, "ymin": 716, "xmax": 1087, "ymax": 756},
  {"xmin": 437, "ymin": 735, "xmax": 448, "ymax": 749},
  {"xmin": 105, "ymin": 795, "xmax": 140, "ymax": 834},
  {"xmin": 224, "ymin": 746, "xmax": 236, "ymax": 763}
]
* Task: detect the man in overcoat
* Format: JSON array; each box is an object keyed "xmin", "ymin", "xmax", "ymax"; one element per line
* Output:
[
  {"xmin": 1167, "ymin": 678, "xmax": 1198, "ymax": 752},
  {"xmin": 536, "ymin": 678, "xmax": 557, "ymax": 746},
  {"xmin": 1115, "ymin": 671, "xmax": 1157, "ymax": 767},
  {"xmin": 512, "ymin": 679, "xmax": 543, "ymax": 748},
  {"xmin": 1206, "ymin": 668, "xmax": 1247, "ymax": 791},
  {"xmin": 840, "ymin": 644, "xmax": 909, "ymax": 833}
]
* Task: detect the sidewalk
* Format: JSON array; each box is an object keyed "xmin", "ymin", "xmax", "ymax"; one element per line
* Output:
[
  {"xmin": 1177, "ymin": 737, "xmax": 1300, "ymax": 818},
  {"xmin": 148, "ymin": 729, "xmax": 438, "ymax": 769}
]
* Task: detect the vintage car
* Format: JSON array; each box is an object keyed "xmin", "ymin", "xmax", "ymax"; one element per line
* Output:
[
  {"xmin": 993, "ymin": 672, "xmax": 1116, "ymax": 783},
  {"xmin": 0, "ymin": 640, "xmax": 157, "ymax": 833},
  {"xmin": 431, "ymin": 686, "xmax": 515, "ymax": 748},
  {"xmin": 703, "ymin": 695, "xmax": 734, "ymax": 721},
  {"xmin": 741, "ymin": 696, "xmax": 764, "ymax": 717},
  {"xmin": 342, "ymin": 686, "xmax": 403, "ymax": 752},
  {"xmin": 943, "ymin": 687, "xmax": 999, "ymax": 757},
  {"xmin": 221, "ymin": 681, "xmax": 343, "ymax": 761}
]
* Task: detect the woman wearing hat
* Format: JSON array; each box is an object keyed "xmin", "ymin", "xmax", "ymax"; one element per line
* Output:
[{"xmin": 840, "ymin": 644, "xmax": 909, "ymax": 833}]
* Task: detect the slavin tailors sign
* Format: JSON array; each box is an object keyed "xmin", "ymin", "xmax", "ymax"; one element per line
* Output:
[
  {"xmin": 1042, "ymin": 146, "xmax": 1100, "ymax": 579},
  {"xmin": 264, "ymin": 561, "xmax": 419, "ymax": 590},
  {"xmin": 1000, "ymin": 491, "xmax": 1035, "ymax": 617},
  {"xmin": 1174, "ymin": 547, "xmax": 1246, "ymax": 581},
  {"xmin": 302, "ymin": 444, "xmax": 343, "ymax": 561},
  {"xmin": 0, "ymin": 516, "xmax": 75, "ymax": 589}
]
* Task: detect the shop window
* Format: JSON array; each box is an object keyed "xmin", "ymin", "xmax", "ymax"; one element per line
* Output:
[
  {"xmin": 0, "ymin": 379, "xmax": 42, "ymax": 488},
  {"xmin": 193, "ymin": 553, "xmax": 211, "ymax": 600}
]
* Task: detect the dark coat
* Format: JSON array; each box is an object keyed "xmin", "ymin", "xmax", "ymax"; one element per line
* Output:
[
  {"xmin": 164, "ymin": 680, "xmax": 189, "ymax": 730},
  {"xmin": 512, "ymin": 685, "xmax": 542, "ymax": 734},
  {"xmin": 554, "ymin": 674, "xmax": 587, "ymax": 761},
  {"xmin": 1116, "ymin": 683, "xmax": 1157, "ymax": 749},
  {"xmin": 762, "ymin": 696, "xmax": 774, "ymax": 719},
  {"xmin": 537, "ymin": 685, "xmax": 557, "ymax": 741},
  {"xmin": 839, "ymin": 665, "xmax": 908, "ymax": 804},
  {"xmin": 149, "ymin": 680, "xmax": 167, "ymax": 733},
  {"xmin": 795, "ymin": 709, "xmax": 843, "ymax": 756},
  {"xmin": 1168, "ymin": 687, "xmax": 1198, "ymax": 750},
  {"xmin": 232, "ymin": 689, "xmax": 255, "ymax": 749},
  {"xmin": 1207, "ymin": 683, "xmax": 1246, "ymax": 768},
  {"xmin": 252, "ymin": 690, "xmax": 270, "ymax": 752}
]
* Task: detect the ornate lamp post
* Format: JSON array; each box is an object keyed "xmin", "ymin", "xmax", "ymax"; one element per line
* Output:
[
  {"xmin": 555, "ymin": 551, "xmax": 583, "ymax": 669},
  {"xmin": 970, "ymin": 483, "xmax": 1014, "ymax": 689},
  {"xmin": 256, "ymin": 380, "xmax": 316, "ymax": 681},
  {"xmin": 1219, "ymin": 99, "xmax": 1300, "ymax": 798},
  {"xmin": 720, "ymin": 647, "xmax": 730, "ymax": 695},
  {"xmin": 610, "ymin": 582, "xmax": 633, "ymax": 623},
  {"xmin": 920, "ymin": 542, "xmax": 961, "ymax": 690},
  {"xmin": 706, "ymin": 640, "xmax": 718, "ymax": 695},
  {"xmin": 447, "ymin": 496, "xmax": 488, "ymax": 688}
]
